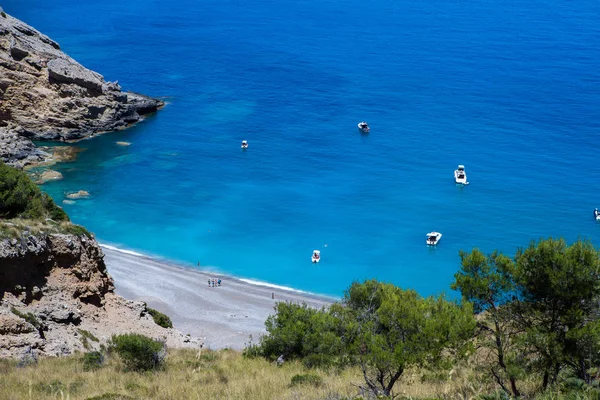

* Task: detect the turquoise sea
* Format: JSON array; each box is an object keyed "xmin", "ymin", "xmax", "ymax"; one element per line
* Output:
[{"xmin": 4, "ymin": 0, "xmax": 600, "ymax": 297}]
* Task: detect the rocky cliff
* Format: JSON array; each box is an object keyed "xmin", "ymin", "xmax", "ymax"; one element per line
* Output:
[
  {"xmin": 0, "ymin": 10, "xmax": 164, "ymax": 168},
  {"xmin": 0, "ymin": 233, "xmax": 198, "ymax": 358}
]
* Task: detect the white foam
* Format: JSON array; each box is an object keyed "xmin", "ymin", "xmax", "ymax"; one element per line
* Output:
[
  {"xmin": 100, "ymin": 243, "xmax": 147, "ymax": 258},
  {"xmin": 238, "ymin": 278, "xmax": 309, "ymax": 294},
  {"xmin": 100, "ymin": 243, "xmax": 335, "ymax": 299}
]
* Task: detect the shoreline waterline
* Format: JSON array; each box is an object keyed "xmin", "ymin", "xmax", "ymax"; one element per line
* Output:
[
  {"xmin": 99, "ymin": 242, "xmax": 340, "ymax": 302},
  {"xmin": 100, "ymin": 243, "xmax": 335, "ymax": 349}
]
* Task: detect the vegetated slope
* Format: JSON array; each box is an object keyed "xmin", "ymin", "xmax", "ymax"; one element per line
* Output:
[{"xmin": 0, "ymin": 162, "xmax": 198, "ymax": 358}]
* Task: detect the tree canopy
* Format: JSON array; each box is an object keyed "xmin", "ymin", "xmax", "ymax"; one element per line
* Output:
[
  {"xmin": 453, "ymin": 238, "xmax": 600, "ymax": 396},
  {"xmin": 0, "ymin": 161, "xmax": 67, "ymax": 221}
]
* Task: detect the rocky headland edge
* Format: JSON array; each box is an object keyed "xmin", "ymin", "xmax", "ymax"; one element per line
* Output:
[
  {"xmin": 0, "ymin": 8, "xmax": 164, "ymax": 168},
  {"xmin": 0, "ymin": 233, "xmax": 200, "ymax": 358},
  {"xmin": 0, "ymin": 9, "xmax": 201, "ymax": 358}
]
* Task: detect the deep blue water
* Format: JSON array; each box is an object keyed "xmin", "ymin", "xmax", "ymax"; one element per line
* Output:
[{"xmin": 5, "ymin": 0, "xmax": 600, "ymax": 297}]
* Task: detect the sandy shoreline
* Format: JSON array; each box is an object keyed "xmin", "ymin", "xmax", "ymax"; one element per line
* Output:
[{"xmin": 101, "ymin": 245, "xmax": 336, "ymax": 350}]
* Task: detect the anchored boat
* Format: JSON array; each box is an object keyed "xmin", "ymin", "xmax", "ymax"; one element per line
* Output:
[
  {"xmin": 426, "ymin": 231, "xmax": 442, "ymax": 246},
  {"xmin": 454, "ymin": 165, "xmax": 468, "ymax": 185},
  {"xmin": 311, "ymin": 250, "xmax": 321, "ymax": 263},
  {"xmin": 357, "ymin": 121, "xmax": 370, "ymax": 134}
]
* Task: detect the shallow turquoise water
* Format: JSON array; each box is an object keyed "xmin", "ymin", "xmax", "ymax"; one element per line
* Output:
[{"xmin": 5, "ymin": 0, "xmax": 600, "ymax": 296}]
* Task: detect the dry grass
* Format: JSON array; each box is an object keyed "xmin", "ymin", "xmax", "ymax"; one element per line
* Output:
[
  {"xmin": 0, "ymin": 349, "xmax": 363, "ymax": 400},
  {"xmin": 1, "ymin": 348, "xmax": 575, "ymax": 399},
  {"xmin": 0, "ymin": 219, "xmax": 89, "ymax": 239},
  {"xmin": 0, "ymin": 348, "xmax": 500, "ymax": 400}
]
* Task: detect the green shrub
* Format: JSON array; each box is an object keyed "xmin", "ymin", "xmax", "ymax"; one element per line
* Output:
[
  {"xmin": 109, "ymin": 334, "xmax": 165, "ymax": 371},
  {"xmin": 0, "ymin": 161, "xmax": 69, "ymax": 221},
  {"xmin": 146, "ymin": 307, "xmax": 173, "ymax": 328},
  {"xmin": 82, "ymin": 351, "xmax": 104, "ymax": 371},
  {"xmin": 63, "ymin": 224, "xmax": 92, "ymax": 238},
  {"xmin": 302, "ymin": 353, "xmax": 335, "ymax": 369},
  {"xmin": 290, "ymin": 373, "xmax": 323, "ymax": 387},
  {"xmin": 479, "ymin": 391, "xmax": 511, "ymax": 400},
  {"xmin": 10, "ymin": 307, "xmax": 41, "ymax": 329},
  {"xmin": 78, "ymin": 329, "xmax": 99, "ymax": 343},
  {"xmin": 78, "ymin": 329, "xmax": 99, "ymax": 350},
  {"xmin": 34, "ymin": 380, "xmax": 64, "ymax": 395},
  {"xmin": 1, "ymin": 12, "xmax": 6, "ymax": 18}
]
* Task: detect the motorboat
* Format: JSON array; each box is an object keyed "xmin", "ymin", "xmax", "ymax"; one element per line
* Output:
[
  {"xmin": 454, "ymin": 165, "xmax": 468, "ymax": 185},
  {"xmin": 595, "ymin": 208, "xmax": 600, "ymax": 221},
  {"xmin": 357, "ymin": 121, "xmax": 370, "ymax": 134},
  {"xmin": 311, "ymin": 250, "xmax": 321, "ymax": 263},
  {"xmin": 241, "ymin": 140, "xmax": 248, "ymax": 149},
  {"xmin": 426, "ymin": 231, "xmax": 442, "ymax": 246}
]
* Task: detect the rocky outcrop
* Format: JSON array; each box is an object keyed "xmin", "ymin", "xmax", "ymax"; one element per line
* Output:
[
  {"xmin": 0, "ymin": 11, "xmax": 164, "ymax": 168},
  {"xmin": 0, "ymin": 233, "xmax": 199, "ymax": 358},
  {"xmin": 36, "ymin": 169, "xmax": 63, "ymax": 184}
]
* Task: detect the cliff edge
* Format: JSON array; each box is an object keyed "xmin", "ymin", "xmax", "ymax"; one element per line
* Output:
[
  {"xmin": 0, "ymin": 232, "xmax": 199, "ymax": 358},
  {"xmin": 0, "ymin": 10, "xmax": 164, "ymax": 168}
]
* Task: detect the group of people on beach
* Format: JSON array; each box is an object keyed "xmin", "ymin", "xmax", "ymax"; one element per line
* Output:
[{"xmin": 208, "ymin": 278, "xmax": 221, "ymax": 287}]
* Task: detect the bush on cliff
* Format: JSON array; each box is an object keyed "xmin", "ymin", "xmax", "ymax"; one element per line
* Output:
[
  {"xmin": 82, "ymin": 351, "xmax": 104, "ymax": 371},
  {"xmin": 0, "ymin": 161, "xmax": 68, "ymax": 221},
  {"xmin": 109, "ymin": 334, "xmax": 166, "ymax": 372},
  {"xmin": 145, "ymin": 306, "xmax": 173, "ymax": 329}
]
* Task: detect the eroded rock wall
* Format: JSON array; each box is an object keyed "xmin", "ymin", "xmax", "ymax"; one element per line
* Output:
[{"xmin": 0, "ymin": 234, "xmax": 198, "ymax": 358}]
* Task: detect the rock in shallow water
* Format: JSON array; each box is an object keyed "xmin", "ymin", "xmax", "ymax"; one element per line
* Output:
[
  {"xmin": 37, "ymin": 169, "xmax": 63, "ymax": 184},
  {"xmin": 65, "ymin": 190, "xmax": 89, "ymax": 199}
]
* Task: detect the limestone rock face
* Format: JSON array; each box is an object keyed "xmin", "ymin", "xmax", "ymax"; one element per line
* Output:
[
  {"xmin": 0, "ymin": 233, "xmax": 200, "ymax": 358},
  {"xmin": 0, "ymin": 11, "xmax": 164, "ymax": 167}
]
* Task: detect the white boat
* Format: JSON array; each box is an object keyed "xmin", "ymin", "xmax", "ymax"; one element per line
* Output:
[
  {"xmin": 311, "ymin": 250, "xmax": 321, "ymax": 263},
  {"xmin": 595, "ymin": 208, "xmax": 600, "ymax": 221},
  {"xmin": 241, "ymin": 140, "xmax": 248, "ymax": 149},
  {"xmin": 426, "ymin": 231, "xmax": 442, "ymax": 246},
  {"xmin": 357, "ymin": 121, "xmax": 370, "ymax": 133},
  {"xmin": 454, "ymin": 165, "xmax": 468, "ymax": 185}
]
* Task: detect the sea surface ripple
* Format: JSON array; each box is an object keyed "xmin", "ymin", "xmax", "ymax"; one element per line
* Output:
[{"xmin": 5, "ymin": 0, "xmax": 600, "ymax": 296}]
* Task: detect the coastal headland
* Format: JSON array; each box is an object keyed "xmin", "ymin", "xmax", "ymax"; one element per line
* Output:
[
  {"xmin": 0, "ymin": 10, "xmax": 163, "ymax": 168},
  {"xmin": 0, "ymin": 9, "xmax": 330, "ymax": 356}
]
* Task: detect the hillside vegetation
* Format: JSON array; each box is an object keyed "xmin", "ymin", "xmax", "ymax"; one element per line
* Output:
[
  {"xmin": 0, "ymin": 161, "xmax": 91, "ymax": 238},
  {"xmin": 2, "ymin": 161, "xmax": 600, "ymax": 399},
  {"xmin": 245, "ymin": 238, "xmax": 600, "ymax": 399}
]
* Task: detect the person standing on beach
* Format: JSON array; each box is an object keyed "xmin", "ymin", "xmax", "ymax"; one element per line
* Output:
[
  {"xmin": 218, "ymin": 279, "xmax": 221, "ymax": 287},
  {"xmin": 208, "ymin": 279, "xmax": 211, "ymax": 288}
]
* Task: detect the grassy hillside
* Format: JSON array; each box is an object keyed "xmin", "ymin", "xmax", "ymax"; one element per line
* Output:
[
  {"xmin": 0, "ymin": 348, "xmax": 593, "ymax": 400},
  {"xmin": 0, "ymin": 349, "xmax": 362, "ymax": 400}
]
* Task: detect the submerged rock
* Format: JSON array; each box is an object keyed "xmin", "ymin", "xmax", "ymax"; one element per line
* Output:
[
  {"xmin": 65, "ymin": 190, "xmax": 89, "ymax": 199},
  {"xmin": 37, "ymin": 169, "xmax": 63, "ymax": 184},
  {"xmin": 50, "ymin": 146, "xmax": 82, "ymax": 163}
]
